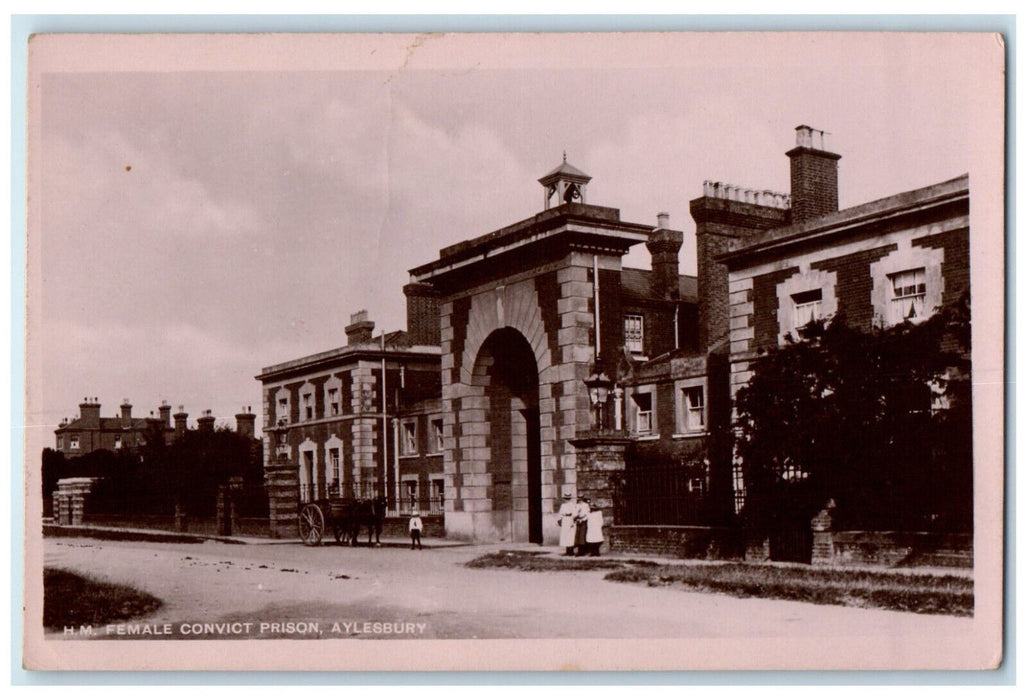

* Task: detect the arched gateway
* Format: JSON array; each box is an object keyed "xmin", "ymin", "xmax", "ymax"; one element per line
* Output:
[
  {"xmin": 473, "ymin": 328, "xmax": 542, "ymax": 542},
  {"xmin": 407, "ymin": 161, "xmax": 655, "ymax": 543}
]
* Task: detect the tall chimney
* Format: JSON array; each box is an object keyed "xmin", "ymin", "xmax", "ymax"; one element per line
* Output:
[
  {"xmin": 690, "ymin": 182, "xmax": 790, "ymax": 353},
  {"xmin": 197, "ymin": 409, "xmax": 216, "ymax": 433},
  {"xmin": 159, "ymin": 401, "xmax": 172, "ymax": 428},
  {"xmin": 120, "ymin": 399, "xmax": 133, "ymax": 424},
  {"xmin": 79, "ymin": 397, "xmax": 101, "ymax": 424},
  {"xmin": 404, "ymin": 280, "xmax": 440, "ymax": 346},
  {"xmin": 173, "ymin": 405, "xmax": 189, "ymax": 438},
  {"xmin": 235, "ymin": 406, "xmax": 256, "ymax": 439},
  {"xmin": 646, "ymin": 212, "xmax": 683, "ymax": 301},
  {"xmin": 787, "ymin": 125, "xmax": 841, "ymax": 224},
  {"xmin": 345, "ymin": 310, "xmax": 375, "ymax": 345}
]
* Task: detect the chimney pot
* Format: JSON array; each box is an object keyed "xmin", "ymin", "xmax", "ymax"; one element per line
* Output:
[{"xmin": 345, "ymin": 309, "xmax": 376, "ymax": 345}]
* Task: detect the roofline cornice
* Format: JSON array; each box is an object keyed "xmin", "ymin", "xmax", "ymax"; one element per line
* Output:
[{"xmin": 718, "ymin": 175, "xmax": 969, "ymax": 266}]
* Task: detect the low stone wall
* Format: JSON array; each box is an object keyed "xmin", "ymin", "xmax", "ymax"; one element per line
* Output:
[
  {"xmin": 609, "ymin": 524, "xmax": 744, "ymax": 560},
  {"xmin": 85, "ymin": 514, "xmax": 220, "ymax": 536},
  {"xmin": 825, "ymin": 531, "xmax": 973, "ymax": 568}
]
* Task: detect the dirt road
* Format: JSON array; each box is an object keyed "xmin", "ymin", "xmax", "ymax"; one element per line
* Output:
[{"xmin": 42, "ymin": 536, "xmax": 977, "ymax": 643}]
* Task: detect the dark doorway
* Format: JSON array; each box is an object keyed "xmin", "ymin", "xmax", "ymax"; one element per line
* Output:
[{"xmin": 476, "ymin": 328, "xmax": 543, "ymax": 544}]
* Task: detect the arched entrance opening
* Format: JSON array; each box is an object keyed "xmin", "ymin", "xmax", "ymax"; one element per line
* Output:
[{"xmin": 472, "ymin": 327, "xmax": 543, "ymax": 543}]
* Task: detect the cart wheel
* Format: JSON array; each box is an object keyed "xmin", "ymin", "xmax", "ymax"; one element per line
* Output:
[{"xmin": 298, "ymin": 503, "xmax": 325, "ymax": 546}]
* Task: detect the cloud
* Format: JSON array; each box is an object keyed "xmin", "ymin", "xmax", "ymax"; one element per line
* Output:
[
  {"xmin": 46, "ymin": 130, "xmax": 261, "ymax": 243},
  {"xmin": 30, "ymin": 37, "xmax": 992, "ymax": 456}
]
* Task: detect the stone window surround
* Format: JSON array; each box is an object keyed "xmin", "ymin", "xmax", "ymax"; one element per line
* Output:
[
  {"xmin": 628, "ymin": 383, "xmax": 658, "ymax": 439},
  {"xmin": 430, "ymin": 474, "xmax": 445, "ymax": 510},
  {"xmin": 401, "ymin": 476, "xmax": 420, "ymax": 512},
  {"xmin": 400, "ymin": 417, "xmax": 419, "ymax": 457},
  {"xmin": 298, "ymin": 437, "xmax": 318, "ymax": 498},
  {"xmin": 776, "ymin": 267, "xmax": 838, "ymax": 345},
  {"xmin": 325, "ymin": 434, "xmax": 344, "ymax": 491},
  {"xmin": 673, "ymin": 376, "xmax": 708, "ymax": 437},
  {"xmin": 427, "ymin": 415, "xmax": 444, "ymax": 455},
  {"xmin": 429, "ymin": 472, "xmax": 445, "ymax": 491},
  {"xmin": 299, "ymin": 381, "xmax": 316, "ymax": 422},
  {"xmin": 870, "ymin": 241, "xmax": 944, "ymax": 328},
  {"xmin": 324, "ymin": 376, "xmax": 343, "ymax": 417},
  {"xmin": 273, "ymin": 386, "xmax": 291, "ymax": 425}
]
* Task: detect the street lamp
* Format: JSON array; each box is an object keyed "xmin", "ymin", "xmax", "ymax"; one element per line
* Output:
[
  {"xmin": 583, "ymin": 370, "xmax": 614, "ymax": 430},
  {"xmin": 271, "ymin": 419, "xmax": 290, "ymax": 464}
]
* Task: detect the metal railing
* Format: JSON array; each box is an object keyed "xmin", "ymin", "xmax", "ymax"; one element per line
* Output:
[
  {"xmin": 614, "ymin": 466, "xmax": 708, "ymax": 526},
  {"xmin": 388, "ymin": 495, "xmax": 444, "ymax": 517},
  {"xmin": 297, "ymin": 481, "xmax": 443, "ymax": 516}
]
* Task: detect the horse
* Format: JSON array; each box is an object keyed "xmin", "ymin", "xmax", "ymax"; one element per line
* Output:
[{"xmin": 345, "ymin": 496, "xmax": 387, "ymax": 547}]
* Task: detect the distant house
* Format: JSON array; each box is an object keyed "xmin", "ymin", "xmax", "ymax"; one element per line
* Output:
[
  {"xmin": 54, "ymin": 398, "xmax": 257, "ymax": 456},
  {"xmin": 54, "ymin": 398, "xmax": 171, "ymax": 456}
]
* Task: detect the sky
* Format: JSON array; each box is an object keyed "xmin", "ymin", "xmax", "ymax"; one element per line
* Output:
[{"xmin": 26, "ymin": 32, "xmax": 1003, "ymax": 443}]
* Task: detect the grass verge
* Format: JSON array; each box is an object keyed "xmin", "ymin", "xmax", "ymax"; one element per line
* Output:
[
  {"xmin": 465, "ymin": 551, "xmax": 973, "ymax": 617},
  {"xmin": 44, "ymin": 568, "xmax": 164, "ymax": 631}
]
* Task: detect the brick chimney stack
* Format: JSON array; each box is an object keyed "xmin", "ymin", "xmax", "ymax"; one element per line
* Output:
[
  {"xmin": 173, "ymin": 405, "xmax": 189, "ymax": 437},
  {"xmin": 345, "ymin": 310, "xmax": 375, "ymax": 345},
  {"xmin": 197, "ymin": 409, "xmax": 216, "ymax": 433},
  {"xmin": 120, "ymin": 399, "xmax": 133, "ymax": 424},
  {"xmin": 235, "ymin": 406, "xmax": 256, "ymax": 439},
  {"xmin": 787, "ymin": 125, "xmax": 841, "ymax": 224},
  {"xmin": 159, "ymin": 401, "xmax": 172, "ymax": 429},
  {"xmin": 404, "ymin": 279, "xmax": 440, "ymax": 346},
  {"xmin": 79, "ymin": 397, "xmax": 101, "ymax": 423},
  {"xmin": 646, "ymin": 212, "xmax": 683, "ymax": 301},
  {"xmin": 690, "ymin": 182, "xmax": 790, "ymax": 353}
]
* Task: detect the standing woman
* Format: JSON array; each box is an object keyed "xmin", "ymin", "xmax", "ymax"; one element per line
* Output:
[
  {"xmin": 574, "ymin": 497, "xmax": 591, "ymax": 556},
  {"xmin": 557, "ymin": 491, "xmax": 576, "ymax": 556},
  {"xmin": 585, "ymin": 504, "xmax": 605, "ymax": 556}
]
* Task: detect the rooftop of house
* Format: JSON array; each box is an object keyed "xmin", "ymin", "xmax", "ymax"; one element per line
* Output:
[
  {"xmin": 256, "ymin": 329, "xmax": 441, "ymax": 381},
  {"xmin": 620, "ymin": 267, "xmax": 698, "ymax": 304},
  {"xmin": 55, "ymin": 416, "xmax": 155, "ymax": 433},
  {"xmin": 719, "ymin": 173, "xmax": 969, "ymax": 266}
]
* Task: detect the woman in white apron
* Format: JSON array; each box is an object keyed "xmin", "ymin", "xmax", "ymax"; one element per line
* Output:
[{"xmin": 557, "ymin": 491, "xmax": 576, "ymax": 555}]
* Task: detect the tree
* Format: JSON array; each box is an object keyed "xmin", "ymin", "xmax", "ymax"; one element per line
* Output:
[
  {"xmin": 733, "ymin": 292, "xmax": 972, "ymax": 538},
  {"xmin": 140, "ymin": 424, "xmax": 267, "ymax": 517}
]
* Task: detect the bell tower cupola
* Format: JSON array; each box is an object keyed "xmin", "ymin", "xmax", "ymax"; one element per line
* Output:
[{"xmin": 538, "ymin": 153, "xmax": 592, "ymax": 210}]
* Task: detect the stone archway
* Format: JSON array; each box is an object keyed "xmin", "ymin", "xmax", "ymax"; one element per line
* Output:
[{"xmin": 472, "ymin": 327, "xmax": 543, "ymax": 543}]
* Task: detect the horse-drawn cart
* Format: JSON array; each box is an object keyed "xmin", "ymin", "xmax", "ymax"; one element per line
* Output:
[{"xmin": 297, "ymin": 496, "xmax": 387, "ymax": 546}]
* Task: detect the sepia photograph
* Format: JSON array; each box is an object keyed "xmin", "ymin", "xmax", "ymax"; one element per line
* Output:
[{"xmin": 21, "ymin": 29, "xmax": 1006, "ymax": 672}]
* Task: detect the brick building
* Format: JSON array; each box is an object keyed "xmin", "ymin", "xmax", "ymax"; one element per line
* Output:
[
  {"xmin": 712, "ymin": 126, "xmax": 970, "ymax": 512},
  {"xmin": 259, "ymin": 127, "xmax": 970, "ymax": 550},
  {"xmin": 256, "ymin": 310, "xmax": 444, "ymax": 514}
]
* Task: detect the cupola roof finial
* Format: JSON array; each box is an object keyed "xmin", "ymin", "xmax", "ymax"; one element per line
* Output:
[{"xmin": 539, "ymin": 153, "xmax": 592, "ymax": 210}]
